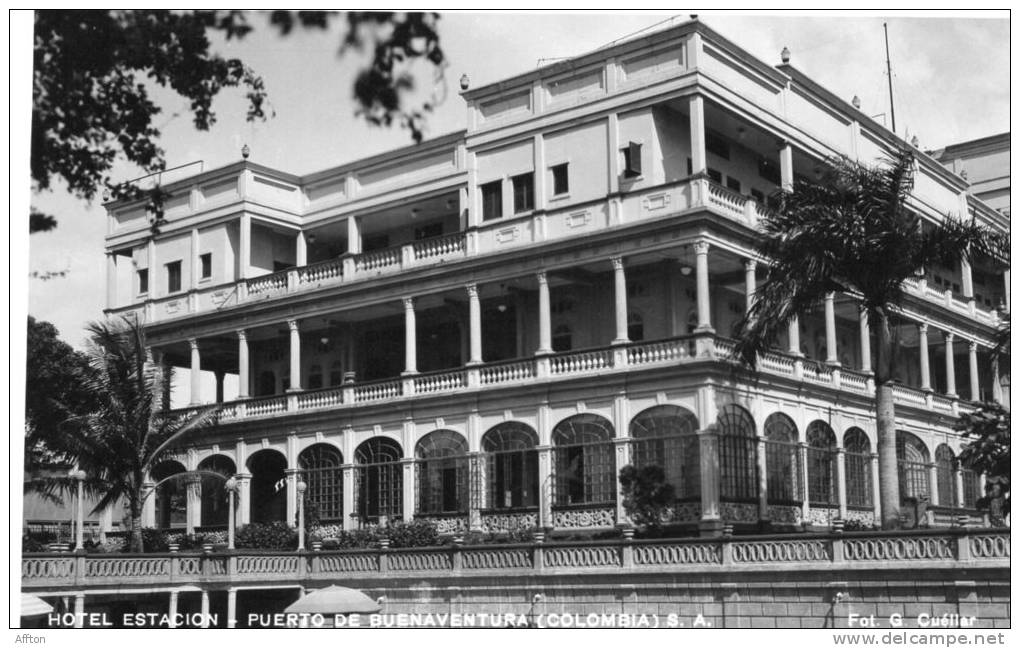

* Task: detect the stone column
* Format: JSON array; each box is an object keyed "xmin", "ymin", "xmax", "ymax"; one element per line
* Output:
[
  {"xmin": 200, "ymin": 590, "xmax": 211, "ymax": 628},
  {"xmin": 694, "ymin": 240, "xmax": 713, "ymax": 332},
  {"xmin": 346, "ymin": 216, "xmax": 362, "ymax": 255},
  {"xmin": 536, "ymin": 271, "xmax": 552, "ymax": 354},
  {"xmin": 538, "ymin": 446, "xmax": 553, "ymax": 528},
  {"xmin": 779, "ymin": 142, "xmax": 794, "ymax": 191},
  {"xmin": 186, "ymin": 477, "xmax": 201, "ymax": 534},
  {"xmin": 938, "ymin": 334, "xmax": 954, "ymax": 395},
  {"xmin": 168, "ymin": 589, "xmax": 179, "ymax": 628},
  {"xmin": 799, "ymin": 442, "xmax": 810, "ymax": 522},
  {"xmin": 467, "ymin": 284, "xmax": 483, "ymax": 364},
  {"xmin": 236, "ymin": 473, "xmax": 251, "ymax": 526},
  {"xmin": 239, "ymin": 214, "xmax": 251, "ymax": 280},
  {"xmin": 73, "ymin": 594, "xmax": 85, "ymax": 628},
  {"xmin": 401, "ymin": 459, "xmax": 416, "ymax": 523},
  {"xmin": 960, "ymin": 257, "xmax": 973, "ymax": 299},
  {"xmin": 189, "ymin": 338, "xmax": 201, "ymax": 405},
  {"xmin": 859, "ymin": 309, "xmax": 872, "ymax": 372},
  {"xmin": 106, "ymin": 253, "xmax": 117, "ymax": 309},
  {"xmin": 237, "ymin": 330, "xmax": 250, "ymax": 399},
  {"xmin": 227, "ymin": 588, "xmax": 237, "ymax": 629},
  {"xmin": 825, "ymin": 293, "xmax": 839, "ymax": 365},
  {"xmin": 611, "ymin": 256, "xmax": 629, "ymax": 344},
  {"xmin": 142, "ymin": 480, "xmax": 157, "ymax": 527},
  {"xmin": 295, "ymin": 230, "xmax": 307, "ymax": 267},
  {"xmin": 614, "ymin": 439, "xmax": 630, "ymax": 525},
  {"xmin": 1003, "ymin": 269, "xmax": 1011, "ymax": 313},
  {"xmin": 918, "ymin": 323, "xmax": 931, "ymax": 391},
  {"xmin": 402, "ymin": 297, "xmax": 417, "ymax": 374},
  {"xmin": 342, "ymin": 466, "xmax": 356, "ymax": 531},
  {"xmin": 954, "ymin": 467, "xmax": 966, "ymax": 509},
  {"xmin": 836, "ymin": 448, "xmax": 848, "ymax": 519},
  {"xmin": 689, "ymin": 95, "xmax": 706, "ymax": 175},
  {"xmin": 968, "ymin": 341, "xmax": 980, "ymax": 401},
  {"xmin": 285, "ymin": 468, "xmax": 299, "ymax": 528},
  {"xmin": 788, "ymin": 316, "xmax": 802, "ymax": 355},
  {"xmin": 697, "ymin": 428, "xmax": 722, "ymax": 536},
  {"xmin": 147, "ymin": 238, "xmax": 157, "ymax": 296},
  {"xmin": 757, "ymin": 436, "xmax": 769, "ymax": 520},
  {"xmin": 215, "ymin": 370, "xmax": 225, "ymax": 404},
  {"xmin": 287, "ymin": 319, "xmax": 302, "ymax": 391},
  {"xmin": 744, "ymin": 259, "xmax": 757, "ymax": 314}
]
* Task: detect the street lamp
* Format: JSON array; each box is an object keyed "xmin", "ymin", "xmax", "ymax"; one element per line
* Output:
[
  {"xmin": 225, "ymin": 477, "xmax": 238, "ymax": 550},
  {"xmin": 296, "ymin": 481, "xmax": 307, "ymax": 551},
  {"xmin": 71, "ymin": 469, "xmax": 86, "ymax": 552}
]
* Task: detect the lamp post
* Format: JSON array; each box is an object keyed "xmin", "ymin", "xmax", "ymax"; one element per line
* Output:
[
  {"xmin": 296, "ymin": 480, "xmax": 307, "ymax": 551},
  {"xmin": 72, "ymin": 469, "xmax": 86, "ymax": 552},
  {"xmin": 225, "ymin": 477, "xmax": 237, "ymax": 550}
]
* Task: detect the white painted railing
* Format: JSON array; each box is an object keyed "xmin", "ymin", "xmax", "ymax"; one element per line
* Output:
[
  {"xmin": 628, "ymin": 337, "xmax": 695, "ymax": 365},
  {"xmin": 414, "ymin": 370, "xmax": 467, "ymax": 394},
  {"xmin": 551, "ymin": 348, "xmax": 612, "ymax": 375},
  {"xmin": 356, "ymin": 247, "xmax": 401, "ymax": 272},
  {"xmin": 480, "ymin": 360, "xmax": 536, "ymax": 385},
  {"xmin": 707, "ymin": 182, "xmax": 746, "ymax": 220},
  {"xmin": 413, "ymin": 233, "xmax": 466, "ymax": 261},
  {"xmin": 297, "ymin": 387, "xmax": 344, "ymax": 410},
  {"xmin": 246, "ymin": 396, "xmax": 287, "ymax": 417},
  {"xmin": 246, "ymin": 271, "xmax": 288, "ymax": 296},
  {"xmin": 298, "ymin": 258, "xmax": 343, "ymax": 286},
  {"xmin": 354, "ymin": 380, "xmax": 401, "ymax": 403}
]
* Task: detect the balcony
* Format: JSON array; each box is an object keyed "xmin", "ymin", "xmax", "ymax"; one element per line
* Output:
[
  {"xmin": 169, "ymin": 334, "xmax": 974, "ymax": 427},
  {"xmin": 21, "ymin": 528, "xmax": 1009, "ymax": 592}
]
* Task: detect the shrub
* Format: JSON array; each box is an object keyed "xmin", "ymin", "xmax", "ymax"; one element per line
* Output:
[
  {"xmin": 22, "ymin": 534, "xmax": 47, "ymax": 552},
  {"xmin": 141, "ymin": 527, "xmax": 168, "ymax": 552},
  {"xmin": 618, "ymin": 464, "xmax": 676, "ymax": 531},
  {"xmin": 842, "ymin": 519, "xmax": 878, "ymax": 532},
  {"xmin": 235, "ymin": 521, "xmax": 297, "ymax": 550},
  {"xmin": 384, "ymin": 519, "xmax": 439, "ymax": 548}
]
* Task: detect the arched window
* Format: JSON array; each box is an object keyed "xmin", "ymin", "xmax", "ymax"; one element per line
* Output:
[
  {"xmin": 354, "ymin": 438, "xmax": 403, "ymax": 523},
  {"xmin": 552, "ymin": 324, "xmax": 572, "ymax": 352},
  {"xmin": 843, "ymin": 428, "xmax": 872, "ymax": 509},
  {"xmin": 935, "ymin": 444, "xmax": 958, "ymax": 508},
  {"xmin": 764, "ymin": 413, "xmax": 800, "ymax": 504},
  {"xmin": 961, "ymin": 468, "xmax": 981, "ymax": 508},
  {"xmin": 551, "ymin": 414, "xmax": 615, "ymax": 507},
  {"xmin": 308, "ymin": 364, "xmax": 323, "ymax": 389},
  {"xmin": 299, "ymin": 444, "xmax": 344, "ymax": 522},
  {"xmin": 629, "ymin": 405, "xmax": 700, "ymax": 500},
  {"xmin": 806, "ymin": 421, "xmax": 838, "ymax": 506},
  {"xmin": 628, "ymin": 312, "xmax": 644, "ymax": 342},
  {"xmin": 717, "ymin": 404, "xmax": 758, "ymax": 502},
  {"xmin": 415, "ymin": 430, "xmax": 469, "ymax": 515},
  {"xmin": 151, "ymin": 460, "xmax": 187, "ymax": 530},
  {"xmin": 481, "ymin": 422, "xmax": 539, "ymax": 510},
  {"xmin": 247, "ymin": 450, "xmax": 287, "ymax": 524},
  {"xmin": 896, "ymin": 431, "xmax": 931, "ymax": 501},
  {"xmin": 197, "ymin": 455, "xmax": 236, "ymax": 528}
]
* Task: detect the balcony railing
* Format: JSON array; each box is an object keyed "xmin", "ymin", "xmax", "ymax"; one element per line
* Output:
[
  {"xmin": 21, "ymin": 529, "xmax": 1009, "ymax": 591},
  {"xmin": 170, "ymin": 334, "xmax": 975, "ymax": 426}
]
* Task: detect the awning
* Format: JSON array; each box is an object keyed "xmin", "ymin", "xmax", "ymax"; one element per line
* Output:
[
  {"xmin": 21, "ymin": 593, "xmax": 53, "ymax": 617},
  {"xmin": 285, "ymin": 585, "xmax": 381, "ymax": 615}
]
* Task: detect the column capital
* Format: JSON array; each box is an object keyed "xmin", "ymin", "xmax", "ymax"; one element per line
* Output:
[
  {"xmin": 237, "ymin": 328, "xmax": 247, "ymax": 342},
  {"xmin": 744, "ymin": 258, "xmax": 757, "ymax": 272},
  {"xmin": 944, "ymin": 331, "xmax": 955, "ymax": 343},
  {"xmin": 610, "ymin": 256, "xmax": 625, "ymax": 270},
  {"xmin": 917, "ymin": 321, "xmax": 929, "ymax": 334},
  {"xmin": 466, "ymin": 283, "xmax": 478, "ymax": 299},
  {"xmin": 287, "ymin": 319, "xmax": 300, "ymax": 332},
  {"xmin": 536, "ymin": 270, "xmax": 548, "ymax": 286},
  {"xmin": 403, "ymin": 296, "xmax": 415, "ymax": 310},
  {"xmin": 968, "ymin": 340, "xmax": 978, "ymax": 352},
  {"xmin": 693, "ymin": 240, "xmax": 710, "ymax": 255},
  {"xmin": 188, "ymin": 338, "xmax": 199, "ymax": 351}
]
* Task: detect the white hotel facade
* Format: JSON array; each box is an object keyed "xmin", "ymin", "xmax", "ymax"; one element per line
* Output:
[{"xmin": 102, "ymin": 19, "xmax": 1009, "ymax": 539}]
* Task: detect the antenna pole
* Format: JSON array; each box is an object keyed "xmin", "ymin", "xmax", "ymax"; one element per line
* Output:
[{"xmin": 884, "ymin": 22, "xmax": 897, "ymax": 134}]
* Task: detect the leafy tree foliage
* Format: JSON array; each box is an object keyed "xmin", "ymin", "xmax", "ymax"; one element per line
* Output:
[
  {"xmin": 31, "ymin": 10, "xmax": 446, "ymax": 233},
  {"xmin": 33, "ymin": 317, "xmax": 218, "ymax": 552},
  {"xmin": 24, "ymin": 317, "xmax": 95, "ymax": 473},
  {"xmin": 618, "ymin": 464, "xmax": 676, "ymax": 531},
  {"xmin": 732, "ymin": 150, "xmax": 1005, "ymax": 529},
  {"xmin": 957, "ymin": 402, "xmax": 1010, "ymax": 518}
]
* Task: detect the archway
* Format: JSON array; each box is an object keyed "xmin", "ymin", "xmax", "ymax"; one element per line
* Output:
[
  {"xmin": 197, "ymin": 455, "xmax": 236, "ymax": 527},
  {"xmin": 628, "ymin": 405, "xmax": 700, "ymax": 500},
  {"xmin": 354, "ymin": 437, "xmax": 403, "ymax": 523},
  {"xmin": 415, "ymin": 430, "xmax": 469, "ymax": 515},
  {"xmin": 247, "ymin": 449, "xmax": 288, "ymax": 524},
  {"xmin": 151, "ymin": 460, "xmax": 187, "ymax": 530},
  {"xmin": 552, "ymin": 414, "xmax": 615, "ymax": 507},
  {"xmin": 298, "ymin": 444, "xmax": 344, "ymax": 523},
  {"xmin": 481, "ymin": 422, "xmax": 539, "ymax": 510}
]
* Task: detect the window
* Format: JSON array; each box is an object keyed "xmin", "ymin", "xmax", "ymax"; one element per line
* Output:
[
  {"xmin": 166, "ymin": 261, "xmax": 182, "ymax": 293},
  {"xmin": 512, "ymin": 173, "xmax": 534, "ymax": 213},
  {"xmin": 896, "ymin": 431, "xmax": 931, "ymax": 500},
  {"xmin": 482, "ymin": 423, "xmax": 539, "ymax": 510},
  {"xmin": 481, "ymin": 181, "xmax": 502, "ymax": 221},
  {"xmin": 414, "ymin": 222, "xmax": 443, "ymax": 240},
  {"xmin": 935, "ymin": 445, "xmax": 958, "ymax": 508},
  {"xmin": 717, "ymin": 405, "xmax": 758, "ymax": 502},
  {"xmin": 551, "ymin": 163, "xmax": 569, "ymax": 195},
  {"xmin": 751, "ymin": 188, "xmax": 765, "ymax": 203},
  {"xmin": 199, "ymin": 253, "xmax": 212, "ymax": 280},
  {"xmin": 354, "ymin": 437, "xmax": 403, "ymax": 522},
  {"xmin": 726, "ymin": 176, "xmax": 742, "ymax": 192},
  {"xmin": 627, "ymin": 312, "xmax": 644, "ymax": 342},
  {"xmin": 806, "ymin": 421, "xmax": 838, "ymax": 506},
  {"xmin": 622, "ymin": 142, "xmax": 643, "ymax": 178},
  {"xmin": 415, "ymin": 431, "xmax": 469, "ymax": 514},
  {"xmin": 552, "ymin": 415, "xmax": 615, "ymax": 507},
  {"xmin": 137, "ymin": 269, "xmax": 149, "ymax": 295},
  {"xmin": 844, "ymin": 428, "xmax": 873, "ymax": 509},
  {"xmin": 299, "ymin": 444, "xmax": 344, "ymax": 521},
  {"xmin": 552, "ymin": 324, "xmax": 572, "ymax": 352},
  {"xmin": 764, "ymin": 413, "xmax": 801, "ymax": 504},
  {"xmin": 308, "ymin": 364, "xmax": 323, "ymax": 390},
  {"xmin": 629, "ymin": 405, "xmax": 700, "ymax": 500},
  {"xmin": 707, "ymin": 167, "xmax": 722, "ymax": 183}
]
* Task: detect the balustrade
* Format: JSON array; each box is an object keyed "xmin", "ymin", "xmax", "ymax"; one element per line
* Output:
[
  {"xmin": 246, "ymin": 271, "xmax": 288, "ymax": 297},
  {"xmin": 479, "ymin": 359, "xmax": 536, "ymax": 385},
  {"xmin": 297, "ymin": 387, "xmax": 344, "ymax": 410},
  {"xmin": 298, "ymin": 258, "xmax": 344, "ymax": 286},
  {"xmin": 707, "ymin": 182, "xmax": 746, "ymax": 220},
  {"xmin": 414, "ymin": 370, "xmax": 468, "ymax": 394},
  {"xmin": 550, "ymin": 348, "xmax": 612, "ymax": 375},
  {"xmin": 628, "ymin": 338, "xmax": 695, "ymax": 365},
  {"xmin": 355, "ymin": 247, "xmax": 401, "ymax": 273},
  {"xmin": 21, "ymin": 530, "xmax": 1008, "ymax": 591},
  {"xmin": 354, "ymin": 380, "xmax": 402, "ymax": 403},
  {"xmin": 413, "ymin": 233, "xmax": 466, "ymax": 261}
]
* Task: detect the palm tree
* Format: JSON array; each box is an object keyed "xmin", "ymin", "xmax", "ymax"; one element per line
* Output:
[
  {"xmin": 41, "ymin": 317, "xmax": 217, "ymax": 552},
  {"xmin": 733, "ymin": 149, "xmax": 1006, "ymax": 529}
]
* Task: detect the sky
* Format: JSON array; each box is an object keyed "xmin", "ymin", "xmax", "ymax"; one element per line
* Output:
[{"xmin": 16, "ymin": 10, "xmax": 1011, "ymax": 351}]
